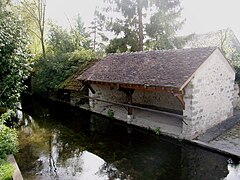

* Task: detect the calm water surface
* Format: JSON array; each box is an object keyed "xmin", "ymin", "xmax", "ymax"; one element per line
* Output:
[{"xmin": 15, "ymin": 96, "xmax": 240, "ymax": 180}]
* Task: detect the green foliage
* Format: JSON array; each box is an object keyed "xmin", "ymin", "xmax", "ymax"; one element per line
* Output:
[
  {"xmin": 106, "ymin": 38, "xmax": 128, "ymax": 53},
  {"xmin": 32, "ymin": 20, "xmax": 97, "ymax": 95},
  {"xmin": 71, "ymin": 14, "xmax": 91, "ymax": 50},
  {"xmin": 0, "ymin": 122, "xmax": 18, "ymax": 159},
  {"xmin": 11, "ymin": 0, "xmax": 44, "ymax": 55},
  {"xmin": 47, "ymin": 23, "xmax": 75, "ymax": 53},
  {"xmin": 0, "ymin": 111, "xmax": 18, "ymax": 161},
  {"xmin": 33, "ymin": 49, "xmax": 97, "ymax": 95},
  {"xmin": 89, "ymin": 8, "xmax": 109, "ymax": 52},
  {"xmin": 103, "ymin": 0, "xmax": 184, "ymax": 52},
  {"xmin": 107, "ymin": 109, "xmax": 115, "ymax": 119},
  {"xmin": 0, "ymin": 10, "xmax": 32, "ymax": 109},
  {"xmin": 145, "ymin": 0, "xmax": 185, "ymax": 50},
  {"xmin": 154, "ymin": 127, "xmax": 161, "ymax": 135},
  {"xmin": 0, "ymin": 160, "xmax": 15, "ymax": 180},
  {"xmin": 0, "ymin": 110, "xmax": 15, "ymax": 125}
]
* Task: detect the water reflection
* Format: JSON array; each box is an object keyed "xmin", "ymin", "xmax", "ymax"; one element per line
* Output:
[
  {"xmin": 15, "ymin": 97, "xmax": 240, "ymax": 180},
  {"xmin": 224, "ymin": 161, "xmax": 240, "ymax": 180}
]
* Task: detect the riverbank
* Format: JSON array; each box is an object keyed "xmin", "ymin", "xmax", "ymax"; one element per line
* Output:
[{"xmin": 8, "ymin": 155, "xmax": 23, "ymax": 180}]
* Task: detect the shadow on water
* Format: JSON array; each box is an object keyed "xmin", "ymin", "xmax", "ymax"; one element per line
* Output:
[{"xmin": 15, "ymin": 95, "xmax": 240, "ymax": 180}]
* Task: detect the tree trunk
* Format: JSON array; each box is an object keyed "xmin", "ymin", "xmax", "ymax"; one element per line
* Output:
[
  {"xmin": 40, "ymin": 0, "xmax": 46, "ymax": 58},
  {"xmin": 40, "ymin": 30, "xmax": 46, "ymax": 57},
  {"xmin": 137, "ymin": 0, "xmax": 144, "ymax": 51}
]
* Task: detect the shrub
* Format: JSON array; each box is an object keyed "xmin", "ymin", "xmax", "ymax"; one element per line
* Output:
[
  {"xmin": 0, "ymin": 125, "xmax": 18, "ymax": 160},
  {"xmin": 33, "ymin": 49, "xmax": 97, "ymax": 95},
  {"xmin": 0, "ymin": 160, "xmax": 15, "ymax": 180},
  {"xmin": 0, "ymin": 111, "xmax": 18, "ymax": 179},
  {"xmin": 107, "ymin": 109, "xmax": 115, "ymax": 119},
  {"xmin": 0, "ymin": 111, "xmax": 18, "ymax": 159}
]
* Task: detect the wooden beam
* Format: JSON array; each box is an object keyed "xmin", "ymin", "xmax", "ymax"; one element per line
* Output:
[
  {"xmin": 79, "ymin": 80, "xmax": 182, "ymax": 94},
  {"xmin": 83, "ymin": 83, "xmax": 96, "ymax": 94},
  {"xmin": 175, "ymin": 94, "xmax": 185, "ymax": 108},
  {"xmin": 87, "ymin": 81, "xmax": 180, "ymax": 94},
  {"xmin": 85, "ymin": 96, "xmax": 186, "ymax": 121}
]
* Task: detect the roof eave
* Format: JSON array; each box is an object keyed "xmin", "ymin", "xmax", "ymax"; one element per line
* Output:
[{"xmin": 79, "ymin": 79, "xmax": 183, "ymax": 94}]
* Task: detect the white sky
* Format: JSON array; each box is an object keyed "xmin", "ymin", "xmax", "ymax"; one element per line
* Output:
[{"xmin": 46, "ymin": 0, "xmax": 240, "ymax": 39}]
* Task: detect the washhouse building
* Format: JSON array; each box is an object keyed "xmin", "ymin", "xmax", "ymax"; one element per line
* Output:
[{"xmin": 77, "ymin": 47, "xmax": 236, "ymax": 139}]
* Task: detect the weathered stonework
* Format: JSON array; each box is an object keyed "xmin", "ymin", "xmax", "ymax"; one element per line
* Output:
[
  {"xmin": 89, "ymin": 84, "xmax": 181, "ymax": 117},
  {"xmin": 183, "ymin": 49, "xmax": 235, "ymax": 139},
  {"xmin": 89, "ymin": 84, "xmax": 126, "ymax": 109},
  {"xmin": 88, "ymin": 84, "xmax": 183, "ymax": 138},
  {"xmin": 233, "ymin": 84, "xmax": 240, "ymax": 109},
  {"xmin": 85, "ymin": 48, "xmax": 236, "ymax": 140},
  {"xmin": 70, "ymin": 87, "xmax": 88, "ymax": 106},
  {"xmin": 133, "ymin": 91, "xmax": 182, "ymax": 111}
]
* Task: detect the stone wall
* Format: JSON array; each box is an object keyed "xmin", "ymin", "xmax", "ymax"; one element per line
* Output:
[
  {"xmin": 183, "ymin": 49, "xmax": 235, "ymax": 139},
  {"xmin": 89, "ymin": 84, "xmax": 126, "ymax": 108},
  {"xmin": 133, "ymin": 91, "xmax": 182, "ymax": 111},
  {"xmin": 233, "ymin": 83, "xmax": 240, "ymax": 109},
  {"xmin": 70, "ymin": 87, "xmax": 89, "ymax": 106},
  {"xmin": 89, "ymin": 84, "xmax": 183, "ymax": 138},
  {"xmin": 89, "ymin": 84, "xmax": 182, "ymax": 113}
]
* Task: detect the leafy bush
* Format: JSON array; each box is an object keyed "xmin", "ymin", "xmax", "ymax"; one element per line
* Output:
[
  {"xmin": 0, "ymin": 160, "xmax": 15, "ymax": 180},
  {"xmin": 107, "ymin": 109, "xmax": 115, "ymax": 119},
  {"xmin": 0, "ymin": 125, "xmax": 18, "ymax": 159},
  {"xmin": 154, "ymin": 127, "xmax": 161, "ymax": 135},
  {"xmin": 0, "ymin": 11, "xmax": 32, "ymax": 109},
  {"xmin": 0, "ymin": 111, "xmax": 18, "ymax": 179},
  {"xmin": 0, "ymin": 111, "xmax": 18, "ymax": 159},
  {"xmin": 33, "ymin": 49, "xmax": 97, "ymax": 95}
]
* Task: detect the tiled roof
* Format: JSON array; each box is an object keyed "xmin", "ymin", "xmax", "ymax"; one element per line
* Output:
[
  {"xmin": 59, "ymin": 59, "xmax": 99, "ymax": 91},
  {"xmin": 77, "ymin": 47, "xmax": 217, "ymax": 89},
  {"xmin": 58, "ymin": 72, "xmax": 83, "ymax": 91}
]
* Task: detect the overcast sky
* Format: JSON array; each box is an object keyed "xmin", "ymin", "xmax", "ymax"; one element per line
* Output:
[{"xmin": 46, "ymin": 0, "xmax": 240, "ymax": 39}]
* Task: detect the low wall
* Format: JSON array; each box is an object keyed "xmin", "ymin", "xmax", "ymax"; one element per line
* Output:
[
  {"xmin": 8, "ymin": 155, "xmax": 23, "ymax": 180},
  {"xmin": 89, "ymin": 84, "xmax": 182, "ymax": 112}
]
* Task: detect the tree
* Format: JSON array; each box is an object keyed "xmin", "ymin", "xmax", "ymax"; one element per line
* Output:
[
  {"xmin": 70, "ymin": 14, "xmax": 91, "ymax": 50},
  {"xmin": 0, "ymin": 0, "xmax": 10, "ymax": 11},
  {"xmin": 145, "ymin": 0, "xmax": 184, "ymax": 50},
  {"xmin": 47, "ymin": 23, "xmax": 75, "ymax": 53},
  {"xmin": 89, "ymin": 8, "xmax": 108, "ymax": 52},
  {"xmin": 47, "ymin": 19, "xmax": 91, "ymax": 54},
  {"xmin": 16, "ymin": 0, "xmax": 46, "ymax": 57},
  {"xmin": 103, "ymin": 0, "xmax": 184, "ymax": 52},
  {"xmin": 0, "ymin": 10, "xmax": 32, "ymax": 108},
  {"xmin": 33, "ymin": 21, "xmax": 96, "ymax": 95}
]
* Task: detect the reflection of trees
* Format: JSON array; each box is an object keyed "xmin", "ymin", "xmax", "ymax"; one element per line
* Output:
[
  {"xmin": 17, "ymin": 112, "xmax": 87, "ymax": 178},
  {"xmin": 96, "ymin": 161, "xmax": 135, "ymax": 180},
  {"xmin": 17, "ymin": 98, "xmax": 233, "ymax": 180}
]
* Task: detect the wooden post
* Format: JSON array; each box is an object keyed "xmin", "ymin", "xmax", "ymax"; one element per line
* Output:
[
  {"xmin": 127, "ymin": 89, "xmax": 134, "ymax": 115},
  {"xmin": 127, "ymin": 91, "xmax": 133, "ymax": 115}
]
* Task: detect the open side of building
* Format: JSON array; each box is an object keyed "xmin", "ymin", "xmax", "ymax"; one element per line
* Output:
[{"xmin": 77, "ymin": 47, "xmax": 236, "ymax": 140}]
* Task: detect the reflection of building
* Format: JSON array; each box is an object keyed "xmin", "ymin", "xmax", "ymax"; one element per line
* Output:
[
  {"xmin": 78, "ymin": 47, "xmax": 236, "ymax": 139},
  {"xmin": 185, "ymin": 28, "xmax": 240, "ymax": 61},
  {"xmin": 17, "ymin": 98, "xmax": 232, "ymax": 179},
  {"xmin": 224, "ymin": 163, "xmax": 240, "ymax": 179},
  {"xmin": 180, "ymin": 146, "xmax": 229, "ymax": 179}
]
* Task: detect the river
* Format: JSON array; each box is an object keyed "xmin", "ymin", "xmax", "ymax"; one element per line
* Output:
[{"xmin": 15, "ymin": 96, "xmax": 240, "ymax": 180}]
